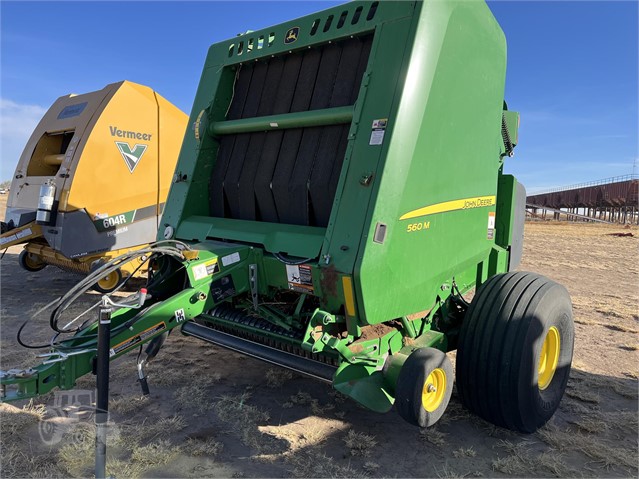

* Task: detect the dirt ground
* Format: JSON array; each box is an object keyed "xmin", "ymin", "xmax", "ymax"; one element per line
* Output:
[{"xmin": 1, "ymin": 193, "xmax": 637, "ymax": 478}]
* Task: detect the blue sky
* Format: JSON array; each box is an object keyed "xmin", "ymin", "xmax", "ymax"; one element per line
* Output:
[{"xmin": 1, "ymin": 1, "xmax": 637, "ymax": 193}]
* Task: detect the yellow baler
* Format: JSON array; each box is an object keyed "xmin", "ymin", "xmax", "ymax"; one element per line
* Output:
[{"xmin": 0, "ymin": 81, "xmax": 187, "ymax": 291}]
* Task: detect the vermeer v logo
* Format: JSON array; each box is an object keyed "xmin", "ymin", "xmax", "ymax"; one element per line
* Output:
[{"xmin": 115, "ymin": 142, "xmax": 147, "ymax": 173}]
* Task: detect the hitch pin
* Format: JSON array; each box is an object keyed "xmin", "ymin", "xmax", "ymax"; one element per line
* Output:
[{"xmin": 37, "ymin": 349, "xmax": 94, "ymax": 364}]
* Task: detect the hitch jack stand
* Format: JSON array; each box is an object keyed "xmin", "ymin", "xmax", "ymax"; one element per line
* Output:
[{"xmin": 95, "ymin": 302, "xmax": 111, "ymax": 479}]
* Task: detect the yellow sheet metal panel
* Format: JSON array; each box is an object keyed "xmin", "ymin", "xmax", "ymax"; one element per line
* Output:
[{"xmin": 68, "ymin": 82, "xmax": 155, "ymax": 218}]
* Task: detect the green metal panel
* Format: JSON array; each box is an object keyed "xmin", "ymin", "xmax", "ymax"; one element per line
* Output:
[{"xmin": 352, "ymin": 0, "xmax": 508, "ymax": 324}]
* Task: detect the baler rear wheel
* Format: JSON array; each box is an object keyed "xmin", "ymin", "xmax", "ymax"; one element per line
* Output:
[
  {"xmin": 395, "ymin": 347, "xmax": 453, "ymax": 428},
  {"xmin": 18, "ymin": 250, "xmax": 47, "ymax": 272},
  {"xmin": 93, "ymin": 268, "xmax": 123, "ymax": 294},
  {"xmin": 456, "ymin": 271, "xmax": 574, "ymax": 433}
]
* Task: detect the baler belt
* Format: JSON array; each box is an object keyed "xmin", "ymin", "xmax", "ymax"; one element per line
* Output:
[{"xmin": 210, "ymin": 34, "xmax": 373, "ymax": 227}]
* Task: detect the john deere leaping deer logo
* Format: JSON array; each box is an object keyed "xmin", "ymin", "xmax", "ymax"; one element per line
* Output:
[
  {"xmin": 285, "ymin": 27, "xmax": 300, "ymax": 44},
  {"xmin": 115, "ymin": 142, "xmax": 147, "ymax": 173}
]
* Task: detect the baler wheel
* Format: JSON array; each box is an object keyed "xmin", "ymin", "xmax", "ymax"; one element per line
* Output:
[
  {"xmin": 18, "ymin": 250, "xmax": 47, "ymax": 272},
  {"xmin": 395, "ymin": 347, "xmax": 453, "ymax": 428},
  {"xmin": 456, "ymin": 271, "xmax": 574, "ymax": 433},
  {"xmin": 93, "ymin": 268, "xmax": 123, "ymax": 294}
]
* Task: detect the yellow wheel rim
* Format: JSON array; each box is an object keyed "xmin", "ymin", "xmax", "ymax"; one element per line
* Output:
[
  {"xmin": 97, "ymin": 273, "xmax": 119, "ymax": 291},
  {"xmin": 538, "ymin": 326, "xmax": 561, "ymax": 390},
  {"xmin": 24, "ymin": 254, "xmax": 44, "ymax": 269},
  {"xmin": 422, "ymin": 368, "xmax": 446, "ymax": 412}
]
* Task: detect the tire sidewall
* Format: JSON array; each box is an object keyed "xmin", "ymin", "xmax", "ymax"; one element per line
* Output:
[
  {"xmin": 518, "ymin": 283, "xmax": 574, "ymax": 432},
  {"xmin": 396, "ymin": 348, "xmax": 454, "ymax": 428}
]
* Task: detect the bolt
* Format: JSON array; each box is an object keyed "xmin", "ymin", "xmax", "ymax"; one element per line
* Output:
[{"xmin": 427, "ymin": 383, "xmax": 437, "ymax": 393}]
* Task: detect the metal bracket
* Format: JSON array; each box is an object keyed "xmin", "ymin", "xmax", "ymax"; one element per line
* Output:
[
  {"xmin": 249, "ymin": 264, "xmax": 258, "ymax": 311},
  {"xmin": 37, "ymin": 349, "xmax": 95, "ymax": 365}
]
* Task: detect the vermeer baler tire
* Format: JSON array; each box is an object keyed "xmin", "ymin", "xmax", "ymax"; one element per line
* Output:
[
  {"xmin": 18, "ymin": 250, "xmax": 47, "ymax": 272},
  {"xmin": 456, "ymin": 271, "xmax": 574, "ymax": 433},
  {"xmin": 395, "ymin": 347, "xmax": 453, "ymax": 428},
  {"xmin": 92, "ymin": 268, "xmax": 123, "ymax": 294}
]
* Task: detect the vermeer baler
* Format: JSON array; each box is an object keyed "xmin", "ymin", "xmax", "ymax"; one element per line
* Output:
[
  {"xmin": 0, "ymin": 81, "xmax": 187, "ymax": 292},
  {"xmin": 2, "ymin": 0, "xmax": 574, "ymax": 433}
]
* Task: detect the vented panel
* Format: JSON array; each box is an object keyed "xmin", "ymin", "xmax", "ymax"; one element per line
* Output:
[{"xmin": 210, "ymin": 34, "xmax": 373, "ymax": 227}]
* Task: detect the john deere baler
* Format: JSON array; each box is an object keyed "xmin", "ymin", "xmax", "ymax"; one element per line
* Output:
[{"xmin": 2, "ymin": 0, "xmax": 573, "ymax": 433}]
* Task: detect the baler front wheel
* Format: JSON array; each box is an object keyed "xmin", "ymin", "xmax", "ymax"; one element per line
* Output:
[
  {"xmin": 18, "ymin": 250, "xmax": 47, "ymax": 272},
  {"xmin": 395, "ymin": 347, "xmax": 453, "ymax": 428},
  {"xmin": 93, "ymin": 268, "xmax": 123, "ymax": 294},
  {"xmin": 456, "ymin": 271, "xmax": 574, "ymax": 433}
]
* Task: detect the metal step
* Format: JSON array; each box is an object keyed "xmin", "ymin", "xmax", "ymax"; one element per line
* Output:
[{"xmin": 181, "ymin": 321, "xmax": 336, "ymax": 383}]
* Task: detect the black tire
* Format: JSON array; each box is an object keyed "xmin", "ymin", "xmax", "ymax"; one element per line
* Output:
[
  {"xmin": 395, "ymin": 347, "xmax": 454, "ymax": 427},
  {"xmin": 456, "ymin": 271, "xmax": 574, "ymax": 433},
  {"xmin": 18, "ymin": 249, "xmax": 47, "ymax": 272},
  {"xmin": 92, "ymin": 268, "xmax": 123, "ymax": 294}
]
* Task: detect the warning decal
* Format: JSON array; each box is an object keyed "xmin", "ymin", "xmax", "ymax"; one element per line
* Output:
[
  {"xmin": 109, "ymin": 322, "xmax": 166, "ymax": 357},
  {"xmin": 286, "ymin": 264, "xmax": 314, "ymax": 293},
  {"xmin": 369, "ymin": 118, "xmax": 388, "ymax": 146},
  {"xmin": 487, "ymin": 211, "xmax": 496, "ymax": 240},
  {"xmin": 210, "ymin": 275, "xmax": 236, "ymax": 302},
  {"xmin": 192, "ymin": 258, "xmax": 220, "ymax": 281}
]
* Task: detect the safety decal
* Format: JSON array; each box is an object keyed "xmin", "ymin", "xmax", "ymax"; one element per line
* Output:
[
  {"xmin": 109, "ymin": 322, "xmax": 166, "ymax": 357},
  {"xmin": 174, "ymin": 309, "xmax": 186, "ymax": 322},
  {"xmin": 487, "ymin": 211, "xmax": 496, "ymax": 240},
  {"xmin": 369, "ymin": 118, "xmax": 388, "ymax": 146},
  {"xmin": 221, "ymin": 252, "xmax": 241, "ymax": 267},
  {"xmin": 210, "ymin": 275, "xmax": 236, "ymax": 302},
  {"xmin": 400, "ymin": 195, "xmax": 496, "ymax": 221},
  {"xmin": 286, "ymin": 264, "xmax": 314, "ymax": 293},
  {"xmin": 0, "ymin": 227, "xmax": 32, "ymax": 245},
  {"xmin": 192, "ymin": 258, "xmax": 220, "ymax": 281}
]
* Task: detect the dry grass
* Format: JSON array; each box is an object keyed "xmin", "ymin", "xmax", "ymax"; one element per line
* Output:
[
  {"xmin": 537, "ymin": 422, "xmax": 638, "ymax": 471},
  {"xmin": 213, "ymin": 393, "xmax": 271, "ymax": 451},
  {"xmin": 109, "ymin": 394, "xmax": 149, "ymax": 415},
  {"xmin": 130, "ymin": 439, "xmax": 181, "ymax": 467},
  {"xmin": 0, "ymin": 444, "xmax": 65, "ymax": 478},
  {"xmin": 265, "ymin": 368, "xmax": 294, "ymax": 388},
  {"xmin": 131, "ymin": 414, "xmax": 188, "ymax": 444},
  {"xmin": 57, "ymin": 422, "xmax": 97, "ymax": 477},
  {"xmin": 286, "ymin": 448, "xmax": 367, "ymax": 478},
  {"xmin": 362, "ymin": 461, "xmax": 380, "ymax": 474},
  {"xmin": 184, "ymin": 437, "xmax": 223, "ymax": 457},
  {"xmin": 419, "ymin": 427, "xmax": 447, "ymax": 446},
  {"xmin": 57, "ymin": 417, "xmax": 189, "ymax": 478},
  {"xmin": 493, "ymin": 440, "xmax": 580, "ymax": 477},
  {"xmin": 289, "ymin": 390, "xmax": 314, "ymax": 405},
  {"xmin": 565, "ymin": 388, "xmax": 601, "ymax": 404},
  {"xmin": 174, "ymin": 383, "xmax": 215, "ymax": 413},
  {"xmin": 343, "ymin": 429, "xmax": 377, "ymax": 457},
  {"xmin": 0, "ymin": 401, "xmax": 46, "ymax": 436},
  {"xmin": 453, "ymin": 446, "xmax": 477, "ymax": 458}
]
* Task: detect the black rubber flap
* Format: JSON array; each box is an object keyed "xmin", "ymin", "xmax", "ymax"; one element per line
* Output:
[{"xmin": 210, "ymin": 34, "xmax": 373, "ymax": 228}]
